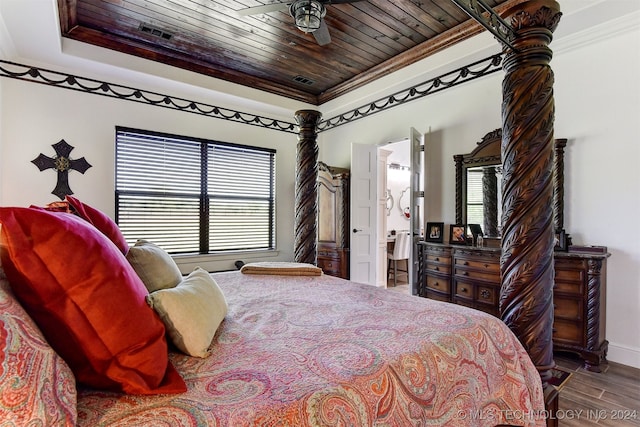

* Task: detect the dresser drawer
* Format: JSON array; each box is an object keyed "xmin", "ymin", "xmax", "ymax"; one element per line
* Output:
[
  {"xmin": 553, "ymin": 319, "xmax": 583, "ymax": 344},
  {"xmin": 554, "ymin": 296, "xmax": 582, "ymax": 321},
  {"xmin": 318, "ymin": 260, "xmax": 340, "ymax": 276},
  {"xmin": 425, "ymin": 275, "xmax": 451, "ymax": 293},
  {"xmin": 454, "ymin": 281, "xmax": 473, "ymax": 299},
  {"xmin": 477, "ymin": 285, "xmax": 498, "ymax": 305},
  {"xmin": 554, "ymin": 279, "xmax": 584, "ymax": 295},
  {"xmin": 454, "ymin": 257, "xmax": 500, "ymax": 273},
  {"xmin": 426, "ymin": 253, "xmax": 451, "ymax": 264},
  {"xmin": 426, "ymin": 290, "xmax": 450, "ymax": 302},
  {"xmin": 426, "ymin": 262, "xmax": 450, "ymax": 274},
  {"xmin": 318, "ymin": 249, "xmax": 338, "ymax": 258},
  {"xmin": 555, "ymin": 257, "xmax": 587, "ymax": 272},
  {"xmin": 555, "ymin": 267, "xmax": 584, "ymax": 282},
  {"xmin": 454, "ymin": 267, "xmax": 500, "ymax": 283},
  {"xmin": 317, "ymin": 257, "xmax": 340, "ymax": 275}
]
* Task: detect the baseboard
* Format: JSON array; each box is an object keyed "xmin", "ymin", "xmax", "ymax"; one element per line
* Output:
[{"xmin": 607, "ymin": 342, "xmax": 640, "ymax": 370}]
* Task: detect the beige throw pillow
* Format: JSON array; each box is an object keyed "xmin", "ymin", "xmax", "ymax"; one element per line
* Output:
[
  {"xmin": 126, "ymin": 239, "xmax": 183, "ymax": 292},
  {"xmin": 146, "ymin": 267, "xmax": 228, "ymax": 358}
]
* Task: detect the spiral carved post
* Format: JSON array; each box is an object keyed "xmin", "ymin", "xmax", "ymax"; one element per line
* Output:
[
  {"xmin": 553, "ymin": 139, "xmax": 567, "ymax": 232},
  {"xmin": 499, "ymin": 0, "xmax": 562, "ymax": 388},
  {"xmin": 482, "ymin": 166, "xmax": 499, "ymax": 237},
  {"xmin": 294, "ymin": 110, "xmax": 321, "ymax": 265},
  {"xmin": 454, "ymin": 154, "xmax": 464, "ymax": 225},
  {"xmin": 585, "ymin": 258, "xmax": 605, "ymax": 370}
]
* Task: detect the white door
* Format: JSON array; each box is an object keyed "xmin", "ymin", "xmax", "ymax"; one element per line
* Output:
[
  {"xmin": 377, "ymin": 149, "xmax": 392, "ymax": 287},
  {"xmin": 350, "ymin": 143, "xmax": 378, "ymax": 285},
  {"xmin": 409, "ymin": 127, "xmax": 424, "ymax": 295}
]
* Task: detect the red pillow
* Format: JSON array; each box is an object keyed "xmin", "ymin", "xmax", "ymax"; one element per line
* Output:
[
  {"xmin": 0, "ymin": 207, "xmax": 186, "ymax": 395},
  {"xmin": 64, "ymin": 195, "xmax": 129, "ymax": 254}
]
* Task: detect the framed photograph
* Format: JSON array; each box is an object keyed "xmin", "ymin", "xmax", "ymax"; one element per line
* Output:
[
  {"xmin": 425, "ymin": 222, "xmax": 444, "ymax": 243},
  {"xmin": 449, "ymin": 224, "xmax": 468, "ymax": 245},
  {"xmin": 554, "ymin": 229, "xmax": 568, "ymax": 251}
]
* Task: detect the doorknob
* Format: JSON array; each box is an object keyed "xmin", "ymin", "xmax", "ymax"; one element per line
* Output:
[{"xmin": 353, "ymin": 228, "xmax": 362, "ymax": 233}]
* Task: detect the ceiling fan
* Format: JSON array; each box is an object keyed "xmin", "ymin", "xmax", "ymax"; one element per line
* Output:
[{"xmin": 236, "ymin": 0, "xmax": 364, "ymax": 46}]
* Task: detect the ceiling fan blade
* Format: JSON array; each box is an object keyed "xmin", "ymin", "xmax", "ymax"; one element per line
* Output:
[
  {"xmin": 313, "ymin": 20, "xmax": 331, "ymax": 46},
  {"xmin": 235, "ymin": 2, "xmax": 290, "ymax": 17}
]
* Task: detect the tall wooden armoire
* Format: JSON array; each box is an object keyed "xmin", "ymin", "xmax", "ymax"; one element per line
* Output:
[{"xmin": 317, "ymin": 162, "xmax": 350, "ymax": 279}]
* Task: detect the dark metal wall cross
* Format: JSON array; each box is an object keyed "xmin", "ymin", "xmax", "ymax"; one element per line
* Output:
[{"xmin": 32, "ymin": 139, "xmax": 92, "ymax": 200}]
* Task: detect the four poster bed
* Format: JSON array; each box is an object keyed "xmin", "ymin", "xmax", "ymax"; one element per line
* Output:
[
  {"xmin": 0, "ymin": 1, "xmax": 562, "ymax": 426},
  {"xmin": 1, "ymin": 201, "xmax": 546, "ymax": 426}
]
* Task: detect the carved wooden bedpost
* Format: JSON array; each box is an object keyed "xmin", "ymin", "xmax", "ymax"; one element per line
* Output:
[
  {"xmin": 499, "ymin": 0, "xmax": 562, "ymax": 388},
  {"xmin": 294, "ymin": 110, "xmax": 322, "ymax": 265}
]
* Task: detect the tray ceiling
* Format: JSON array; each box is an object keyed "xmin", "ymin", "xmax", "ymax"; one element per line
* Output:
[{"xmin": 57, "ymin": 0, "xmax": 518, "ymax": 105}]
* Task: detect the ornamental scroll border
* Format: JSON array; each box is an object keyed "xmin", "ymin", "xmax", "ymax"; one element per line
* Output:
[
  {"xmin": 0, "ymin": 54, "xmax": 504, "ymax": 134},
  {"xmin": 0, "ymin": 59, "xmax": 297, "ymax": 133},
  {"xmin": 317, "ymin": 54, "xmax": 504, "ymax": 132}
]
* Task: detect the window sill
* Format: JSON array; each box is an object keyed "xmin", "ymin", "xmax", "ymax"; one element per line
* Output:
[{"xmin": 172, "ymin": 249, "xmax": 281, "ymax": 274}]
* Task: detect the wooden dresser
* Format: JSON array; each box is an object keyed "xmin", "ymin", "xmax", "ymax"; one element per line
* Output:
[
  {"xmin": 422, "ymin": 244, "xmax": 453, "ymax": 303},
  {"xmin": 419, "ymin": 242, "xmax": 610, "ymax": 371},
  {"xmin": 317, "ymin": 162, "xmax": 350, "ymax": 279}
]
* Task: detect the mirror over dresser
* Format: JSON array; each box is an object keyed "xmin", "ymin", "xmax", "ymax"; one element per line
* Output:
[
  {"xmin": 454, "ymin": 128, "xmax": 568, "ymax": 240},
  {"xmin": 418, "ymin": 129, "xmax": 611, "ymax": 372}
]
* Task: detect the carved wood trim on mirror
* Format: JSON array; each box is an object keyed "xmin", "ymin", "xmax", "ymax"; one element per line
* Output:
[{"xmin": 454, "ymin": 128, "xmax": 567, "ymax": 237}]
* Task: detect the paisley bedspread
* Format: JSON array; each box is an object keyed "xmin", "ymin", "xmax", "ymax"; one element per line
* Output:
[{"xmin": 76, "ymin": 271, "xmax": 545, "ymax": 426}]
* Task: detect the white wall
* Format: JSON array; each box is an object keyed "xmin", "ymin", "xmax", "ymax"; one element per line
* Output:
[
  {"xmin": 319, "ymin": 20, "xmax": 640, "ymax": 369},
  {"xmin": 0, "ymin": 78, "xmax": 301, "ymax": 273}
]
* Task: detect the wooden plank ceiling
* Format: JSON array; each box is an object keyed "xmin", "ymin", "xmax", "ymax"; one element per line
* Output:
[{"xmin": 57, "ymin": 0, "xmax": 516, "ymax": 105}]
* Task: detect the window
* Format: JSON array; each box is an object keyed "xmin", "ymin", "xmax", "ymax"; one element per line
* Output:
[{"xmin": 115, "ymin": 127, "xmax": 276, "ymax": 254}]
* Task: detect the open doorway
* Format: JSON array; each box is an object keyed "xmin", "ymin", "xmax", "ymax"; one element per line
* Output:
[
  {"xmin": 383, "ymin": 140, "xmax": 412, "ymax": 240},
  {"xmin": 380, "ymin": 139, "xmax": 417, "ymax": 291},
  {"xmin": 350, "ymin": 131, "xmax": 424, "ymax": 291}
]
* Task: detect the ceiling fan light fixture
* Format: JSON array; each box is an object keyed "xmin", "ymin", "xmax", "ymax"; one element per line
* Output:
[{"xmin": 290, "ymin": 0, "xmax": 326, "ymax": 33}]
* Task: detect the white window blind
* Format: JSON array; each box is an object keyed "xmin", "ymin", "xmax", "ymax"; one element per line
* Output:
[
  {"xmin": 466, "ymin": 169, "xmax": 484, "ymax": 226},
  {"xmin": 115, "ymin": 127, "xmax": 276, "ymax": 254}
]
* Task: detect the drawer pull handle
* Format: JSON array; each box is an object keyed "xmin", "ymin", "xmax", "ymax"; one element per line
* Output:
[
  {"xmin": 462, "ymin": 271, "xmax": 468, "ymax": 276},
  {"xmin": 484, "ymin": 264, "xmax": 489, "ymax": 268},
  {"xmin": 480, "ymin": 289, "xmax": 490, "ymax": 299},
  {"xmin": 435, "ymin": 257, "xmax": 440, "ymax": 262},
  {"xmin": 461, "ymin": 287, "xmax": 468, "ymax": 293},
  {"xmin": 433, "ymin": 282, "xmax": 439, "ymax": 287},
  {"xmin": 434, "ymin": 266, "xmax": 439, "ymax": 271},
  {"xmin": 463, "ymin": 261, "xmax": 469, "ymax": 266}
]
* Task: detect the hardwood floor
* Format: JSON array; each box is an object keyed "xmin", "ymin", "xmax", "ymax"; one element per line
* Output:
[
  {"xmin": 386, "ymin": 283, "xmax": 410, "ymax": 293},
  {"xmin": 555, "ymin": 353, "xmax": 640, "ymax": 426},
  {"xmin": 386, "ymin": 275, "xmax": 409, "ymax": 291},
  {"xmin": 385, "ymin": 286, "xmax": 640, "ymax": 426}
]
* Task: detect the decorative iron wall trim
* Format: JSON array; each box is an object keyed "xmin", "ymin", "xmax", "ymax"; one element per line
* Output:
[
  {"xmin": 318, "ymin": 54, "xmax": 504, "ymax": 132},
  {"xmin": 0, "ymin": 59, "xmax": 298, "ymax": 133},
  {"xmin": 0, "ymin": 54, "xmax": 504, "ymax": 134}
]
